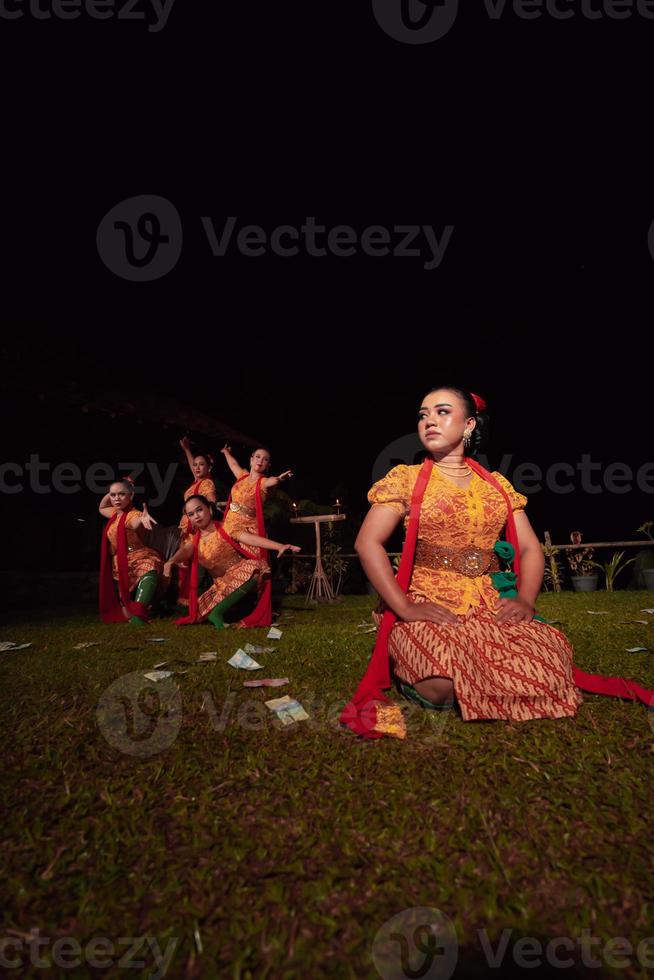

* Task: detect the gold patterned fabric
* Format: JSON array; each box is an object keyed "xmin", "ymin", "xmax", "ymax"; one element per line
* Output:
[
  {"xmin": 222, "ymin": 475, "xmax": 267, "ymax": 542},
  {"xmin": 106, "ymin": 509, "xmax": 163, "ymax": 590},
  {"xmin": 195, "ymin": 527, "xmax": 266, "ymax": 620},
  {"xmin": 368, "ymin": 465, "xmax": 527, "ymax": 615},
  {"xmin": 387, "ymin": 600, "xmax": 582, "ymax": 722}
]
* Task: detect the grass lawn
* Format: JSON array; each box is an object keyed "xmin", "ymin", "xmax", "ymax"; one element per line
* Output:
[{"xmin": 2, "ymin": 592, "xmax": 654, "ymax": 979}]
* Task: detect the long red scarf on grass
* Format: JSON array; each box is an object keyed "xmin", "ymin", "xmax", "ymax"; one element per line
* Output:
[
  {"xmin": 175, "ymin": 517, "xmax": 263, "ymax": 626},
  {"xmin": 99, "ymin": 510, "xmax": 149, "ymax": 624},
  {"xmin": 341, "ymin": 458, "xmax": 654, "ymax": 738}
]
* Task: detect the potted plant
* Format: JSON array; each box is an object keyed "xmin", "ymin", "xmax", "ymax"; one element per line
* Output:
[
  {"xmin": 637, "ymin": 522, "xmax": 654, "ymax": 590},
  {"xmin": 566, "ymin": 532, "xmax": 598, "ymax": 592},
  {"xmin": 590, "ymin": 550, "xmax": 636, "ymax": 592}
]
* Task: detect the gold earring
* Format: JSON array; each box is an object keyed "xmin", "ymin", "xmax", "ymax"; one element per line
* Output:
[{"xmin": 463, "ymin": 430, "xmax": 471, "ymax": 450}]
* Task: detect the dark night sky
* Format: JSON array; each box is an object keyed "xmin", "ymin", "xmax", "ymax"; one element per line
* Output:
[{"xmin": 1, "ymin": 2, "xmax": 653, "ymax": 568}]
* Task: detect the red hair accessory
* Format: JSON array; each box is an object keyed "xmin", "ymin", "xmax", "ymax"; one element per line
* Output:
[
  {"xmin": 123, "ymin": 475, "xmax": 135, "ymax": 486},
  {"xmin": 471, "ymin": 392, "xmax": 487, "ymax": 413}
]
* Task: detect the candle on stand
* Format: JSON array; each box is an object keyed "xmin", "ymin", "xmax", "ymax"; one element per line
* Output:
[
  {"xmin": 334, "ymin": 499, "xmax": 341, "ymax": 514},
  {"xmin": 292, "ymin": 502, "xmax": 298, "ymax": 519}
]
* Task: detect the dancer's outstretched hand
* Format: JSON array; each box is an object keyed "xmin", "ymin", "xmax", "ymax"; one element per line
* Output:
[
  {"xmin": 179, "ymin": 436, "xmax": 191, "ymax": 451},
  {"xmin": 276, "ymin": 544, "xmax": 301, "ymax": 557},
  {"xmin": 141, "ymin": 507, "xmax": 158, "ymax": 531},
  {"xmin": 268, "ymin": 470, "xmax": 293, "ymax": 486},
  {"xmin": 221, "ymin": 444, "xmax": 231, "ymax": 455},
  {"xmin": 398, "ymin": 600, "xmax": 459, "ymax": 626}
]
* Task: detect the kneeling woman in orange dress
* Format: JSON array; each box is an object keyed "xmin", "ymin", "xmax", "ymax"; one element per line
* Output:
[
  {"xmin": 165, "ymin": 495, "xmax": 299, "ymax": 629},
  {"xmin": 342, "ymin": 385, "xmax": 654, "ymax": 739},
  {"xmin": 98, "ymin": 478, "xmax": 164, "ymax": 625}
]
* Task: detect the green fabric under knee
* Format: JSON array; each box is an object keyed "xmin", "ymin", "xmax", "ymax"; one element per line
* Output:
[
  {"xmin": 396, "ymin": 678, "xmax": 454, "ymax": 711},
  {"xmin": 129, "ymin": 571, "xmax": 158, "ymax": 625},
  {"xmin": 208, "ymin": 577, "xmax": 257, "ymax": 629}
]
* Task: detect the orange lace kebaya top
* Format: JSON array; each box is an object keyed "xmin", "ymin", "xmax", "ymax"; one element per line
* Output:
[
  {"xmin": 222, "ymin": 471, "xmax": 268, "ymax": 541},
  {"xmin": 368, "ymin": 465, "xmax": 527, "ymax": 615}
]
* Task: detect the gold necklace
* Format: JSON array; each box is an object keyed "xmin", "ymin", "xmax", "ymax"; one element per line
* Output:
[
  {"xmin": 435, "ymin": 464, "xmax": 472, "ymax": 477},
  {"xmin": 435, "ymin": 461, "xmax": 470, "ymax": 471}
]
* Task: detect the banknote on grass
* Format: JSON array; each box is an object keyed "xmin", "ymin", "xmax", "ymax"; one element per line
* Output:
[
  {"xmin": 228, "ymin": 649, "xmax": 263, "ymax": 670},
  {"xmin": 264, "ymin": 695, "xmax": 309, "ymax": 725},
  {"xmin": 243, "ymin": 677, "xmax": 289, "ymax": 688}
]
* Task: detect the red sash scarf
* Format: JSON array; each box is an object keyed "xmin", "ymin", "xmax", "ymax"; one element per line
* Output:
[
  {"xmin": 238, "ymin": 476, "xmax": 273, "ymax": 627},
  {"xmin": 178, "ymin": 479, "xmax": 217, "ymax": 599},
  {"xmin": 341, "ymin": 458, "xmax": 654, "ymax": 738},
  {"xmin": 175, "ymin": 519, "xmax": 261, "ymax": 626},
  {"xmin": 99, "ymin": 510, "xmax": 149, "ymax": 624}
]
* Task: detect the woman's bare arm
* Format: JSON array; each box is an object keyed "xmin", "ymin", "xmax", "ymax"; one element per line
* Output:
[
  {"xmin": 221, "ymin": 444, "xmax": 245, "ymax": 480},
  {"xmin": 495, "ymin": 511, "xmax": 544, "ymax": 625},
  {"xmin": 355, "ymin": 506, "xmax": 459, "ymax": 625}
]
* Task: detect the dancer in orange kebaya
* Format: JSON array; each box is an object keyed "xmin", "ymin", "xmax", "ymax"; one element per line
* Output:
[
  {"xmin": 165, "ymin": 496, "xmax": 299, "ymax": 629},
  {"xmin": 174, "ymin": 438, "xmax": 218, "ymax": 607},
  {"xmin": 342, "ymin": 385, "xmax": 654, "ymax": 739},
  {"xmin": 178, "ymin": 437, "xmax": 217, "ymax": 536},
  {"xmin": 98, "ymin": 478, "xmax": 164, "ymax": 625},
  {"xmin": 219, "ymin": 444, "xmax": 293, "ymax": 626}
]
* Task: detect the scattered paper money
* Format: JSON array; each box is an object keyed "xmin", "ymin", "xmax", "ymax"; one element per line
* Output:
[
  {"xmin": 73, "ymin": 642, "xmax": 100, "ymax": 650},
  {"xmin": 228, "ymin": 649, "xmax": 263, "ymax": 670},
  {"xmin": 626, "ymin": 647, "xmax": 653, "ymax": 653},
  {"xmin": 618, "ymin": 620, "xmax": 649, "ymax": 626},
  {"xmin": 264, "ymin": 695, "xmax": 309, "ymax": 724},
  {"xmin": 586, "ymin": 611, "xmax": 610, "ymax": 615},
  {"xmin": 148, "ymin": 637, "xmax": 168, "ymax": 643},
  {"xmin": 153, "ymin": 660, "xmax": 169, "ymax": 669},
  {"xmin": 243, "ymin": 677, "xmax": 290, "ymax": 688},
  {"xmin": 356, "ymin": 626, "xmax": 376, "ymax": 634},
  {"xmin": 143, "ymin": 671, "xmax": 174, "ymax": 681},
  {"xmin": 199, "ymin": 652, "xmax": 217, "ymax": 662},
  {"xmin": 641, "ymin": 609, "xmax": 654, "ymax": 615},
  {"xmin": 244, "ymin": 643, "xmax": 275, "ymax": 655},
  {"xmin": 539, "ymin": 618, "xmax": 563, "ymax": 625},
  {"xmin": 267, "ymin": 627, "xmax": 283, "ymax": 640},
  {"xmin": 0, "ymin": 642, "xmax": 32, "ymax": 651}
]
